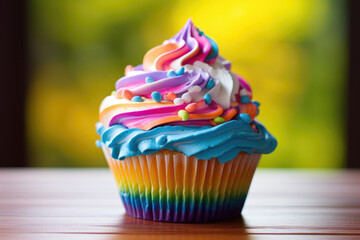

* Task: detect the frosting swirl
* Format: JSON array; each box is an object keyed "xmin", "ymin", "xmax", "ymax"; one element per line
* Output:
[
  {"xmin": 96, "ymin": 19, "xmax": 277, "ymax": 162},
  {"xmin": 100, "ymin": 59, "xmax": 256, "ymax": 130},
  {"xmin": 96, "ymin": 119, "xmax": 277, "ymax": 163},
  {"xmin": 143, "ymin": 19, "xmax": 219, "ymax": 71}
]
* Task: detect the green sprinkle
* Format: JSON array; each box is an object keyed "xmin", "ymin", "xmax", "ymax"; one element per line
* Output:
[
  {"xmin": 111, "ymin": 91, "xmax": 116, "ymax": 96},
  {"xmin": 178, "ymin": 110, "xmax": 189, "ymax": 121},
  {"xmin": 213, "ymin": 116, "xmax": 225, "ymax": 124}
]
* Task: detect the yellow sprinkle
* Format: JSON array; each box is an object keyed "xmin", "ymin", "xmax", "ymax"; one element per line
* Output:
[
  {"xmin": 213, "ymin": 116, "xmax": 225, "ymax": 123},
  {"xmin": 178, "ymin": 110, "xmax": 189, "ymax": 121}
]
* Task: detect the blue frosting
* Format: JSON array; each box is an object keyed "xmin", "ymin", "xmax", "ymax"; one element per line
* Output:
[{"xmin": 96, "ymin": 119, "xmax": 277, "ymax": 163}]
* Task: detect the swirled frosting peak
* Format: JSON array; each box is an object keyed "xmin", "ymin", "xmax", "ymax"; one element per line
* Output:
[
  {"xmin": 99, "ymin": 20, "xmax": 260, "ymax": 131},
  {"xmin": 143, "ymin": 19, "xmax": 219, "ymax": 71}
]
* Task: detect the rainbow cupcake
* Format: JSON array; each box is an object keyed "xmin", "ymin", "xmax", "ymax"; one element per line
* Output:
[{"xmin": 96, "ymin": 19, "xmax": 277, "ymax": 222}]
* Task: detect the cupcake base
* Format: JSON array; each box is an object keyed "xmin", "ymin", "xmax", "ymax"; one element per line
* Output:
[{"xmin": 103, "ymin": 147, "xmax": 260, "ymax": 222}]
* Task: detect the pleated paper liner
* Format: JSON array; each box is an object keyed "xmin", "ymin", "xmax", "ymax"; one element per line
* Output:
[{"xmin": 102, "ymin": 147, "xmax": 260, "ymax": 222}]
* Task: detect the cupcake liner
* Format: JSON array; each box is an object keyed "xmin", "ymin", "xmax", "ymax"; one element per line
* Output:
[{"xmin": 102, "ymin": 147, "xmax": 260, "ymax": 222}]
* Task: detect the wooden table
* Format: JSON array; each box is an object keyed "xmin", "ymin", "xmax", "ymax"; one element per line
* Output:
[{"xmin": 0, "ymin": 169, "xmax": 359, "ymax": 240}]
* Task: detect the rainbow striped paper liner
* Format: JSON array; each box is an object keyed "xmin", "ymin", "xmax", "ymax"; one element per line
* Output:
[{"xmin": 102, "ymin": 147, "xmax": 260, "ymax": 222}]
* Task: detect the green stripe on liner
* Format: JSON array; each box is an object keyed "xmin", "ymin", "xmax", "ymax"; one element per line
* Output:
[{"xmin": 118, "ymin": 190, "xmax": 249, "ymax": 204}]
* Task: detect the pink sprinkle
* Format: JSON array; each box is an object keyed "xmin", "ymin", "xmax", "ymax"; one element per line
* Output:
[{"xmin": 117, "ymin": 89, "xmax": 133, "ymax": 100}]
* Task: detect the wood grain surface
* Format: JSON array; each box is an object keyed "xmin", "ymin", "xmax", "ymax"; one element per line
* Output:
[{"xmin": 0, "ymin": 169, "xmax": 359, "ymax": 240}]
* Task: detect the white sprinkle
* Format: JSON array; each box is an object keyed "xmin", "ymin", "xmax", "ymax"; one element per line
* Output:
[
  {"xmin": 181, "ymin": 93, "xmax": 192, "ymax": 103},
  {"xmin": 173, "ymin": 98, "xmax": 184, "ymax": 105},
  {"xmin": 240, "ymin": 88, "xmax": 248, "ymax": 96},
  {"xmin": 188, "ymin": 85, "xmax": 202, "ymax": 93}
]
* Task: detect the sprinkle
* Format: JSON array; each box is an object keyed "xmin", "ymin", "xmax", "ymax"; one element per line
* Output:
[
  {"xmin": 124, "ymin": 65, "xmax": 133, "ymax": 75},
  {"xmin": 206, "ymin": 78, "xmax": 215, "ymax": 89},
  {"xmin": 167, "ymin": 71, "xmax": 177, "ymax": 77},
  {"xmin": 213, "ymin": 116, "xmax": 225, "ymax": 124},
  {"xmin": 253, "ymin": 101, "xmax": 260, "ymax": 107},
  {"xmin": 151, "ymin": 91, "xmax": 162, "ymax": 102},
  {"xmin": 173, "ymin": 98, "xmax": 184, "ymax": 105},
  {"xmin": 178, "ymin": 110, "xmax": 189, "ymax": 121},
  {"xmin": 239, "ymin": 113, "xmax": 251, "ymax": 124},
  {"xmin": 240, "ymin": 88, "xmax": 248, "ymax": 96},
  {"xmin": 197, "ymin": 28, "xmax": 204, "ymax": 36},
  {"xmin": 145, "ymin": 77, "xmax": 155, "ymax": 83},
  {"xmin": 181, "ymin": 93, "xmax": 192, "ymax": 103},
  {"xmin": 165, "ymin": 92, "xmax": 177, "ymax": 101},
  {"xmin": 111, "ymin": 91, "xmax": 116, "ymax": 96},
  {"xmin": 241, "ymin": 96, "xmax": 250, "ymax": 103},
  {"xmin": 119, "ymin": 89, "xmax": 133, "ymax": 100},
  {"xmin": 95, "ymin": 140, "xmax": 102, "ymax": 148},
  {"xmin": 185, "ymin": 103, "xmax": 197, "ymax": 113},
  {"xmin": 188, "ymin": 85, "xmax": 201, "ymax": 93},
  {"xmin": 223, "ymin": 61, "xmax": 231, "ymax": 70},
  {"xmin": 204, "ymin": 93, "xmax": 212, "ymax": 104},
  {"xmin": 156, "ymin": 135, "xmax": 167, "ymax": 145},
  {"xmin": 176, "ymin": 67, "xmax": 185, "ymax": 76},
  {"xmin": 131, "ymin": 96, "xmax": 143, "ymax": 102}
]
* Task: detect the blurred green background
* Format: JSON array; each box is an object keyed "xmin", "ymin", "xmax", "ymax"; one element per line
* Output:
[{"xmin": 27, "ymin": 0, "xmax": 347, "ymax": 168}]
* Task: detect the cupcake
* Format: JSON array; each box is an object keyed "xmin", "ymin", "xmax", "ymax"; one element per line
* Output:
[{"xmin": 96, "ymin": 19, "xmax": 277, "ymax": 222}]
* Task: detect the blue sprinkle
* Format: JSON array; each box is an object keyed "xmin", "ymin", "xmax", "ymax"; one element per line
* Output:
[
  {"xmin": 197, "ymin": 28, "xmax": 204, "ymax": 36},
  {"xmin": 95, "ymin": 140, "xmax": 102, "ymax": 148},
  {"xmin": 145, "ymin": 77, "xmax": 155, "ymax": 83},
  {"xmin": 176, "ymin": 67, "xmax": 185, "ymax": 76},
  {"xmin": 131, "ymin": 96, "xmax": 143, "ymax": 102},
  {"xmin": 167, "ymin": 71, "xmax": 177, "ymax": 77},
  {"xmin": 204, "ymin": 93, "xmax": 212, "ymax": 104},
  {"xmin": 256, "ymin": 108, "xmax": 260, "ymax": 116},
  {"xmin": 206, "ymin": 78, "xmax": 215, "ymax": 89},
  {"xmin": 156, "ymin": 135, "xmax": 167, "ymax": 145},
  {"xmin": 241, "ymin": 96, "xmax": 250, "ymax": 103},
  {"xmin": 252, "ymin": 100, "xmax": 260, "ymax": 107},
  {"xmin": 151, "ymin": 91, "xmax": 162, "ymax": 102},
  {"xmin": 239, "ymin": 113, "xmax": 251, "ymax": 124}
]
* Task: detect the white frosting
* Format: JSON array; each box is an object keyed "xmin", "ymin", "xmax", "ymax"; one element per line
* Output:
[
  {"xmin": 99, "ymin": 96, "xmax": 133, "ymax": 113},
  {"xmin": 184, "ymin": 60, "xmax": 239, "ymax": 109}
]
